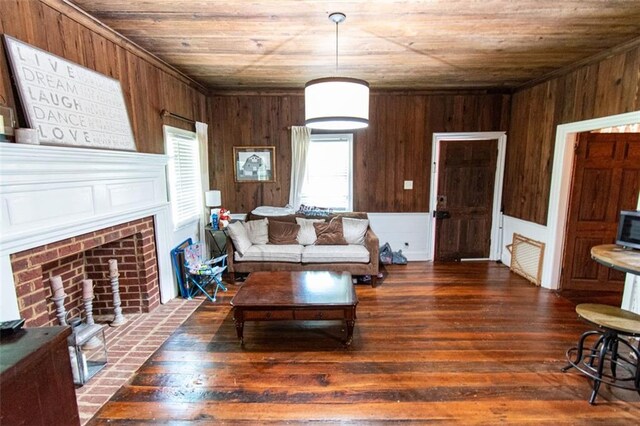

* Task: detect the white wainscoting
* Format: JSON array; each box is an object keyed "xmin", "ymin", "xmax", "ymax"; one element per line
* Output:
[
  {"xmin": 502, "ymin": 214, "xmax": 639, "ymax": 313},
  {"xmin": 0, "ymin": 143, "xmax": 175, "ymax": 321},
  {"xmin": 368, "ymin": 213, "xmax": 430, "ymax": 261},
  {"xmin": 622, "ymin": 275, "xmax": 640, "ymax": 314},
  {"xmin": 500, "ymin": 215, "xmax": 549, "ymax": 269}
]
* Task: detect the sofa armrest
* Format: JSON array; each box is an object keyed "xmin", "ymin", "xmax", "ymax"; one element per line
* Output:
[
  {"xmin": 225, "ymin": 235, "xmax": 237, "ymax": 272},
  {"xmin": 364, "ymin": 227, "xmax": 379, "ymax": 273}
]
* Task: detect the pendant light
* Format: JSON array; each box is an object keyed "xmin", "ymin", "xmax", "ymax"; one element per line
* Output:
[{"xmin": 305, "ymin": 12, "xmax": 370, "ymax": 130}]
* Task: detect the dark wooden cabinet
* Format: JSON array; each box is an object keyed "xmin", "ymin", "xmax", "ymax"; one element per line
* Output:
[{"xmin": 1, "ymin": 327, "xmax": 80, "ymax": 426}]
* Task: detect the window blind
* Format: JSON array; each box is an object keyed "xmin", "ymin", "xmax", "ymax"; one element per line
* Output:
[{"xmin": 164, "ymin": 126, "xmax": 202, "ymax": 227}]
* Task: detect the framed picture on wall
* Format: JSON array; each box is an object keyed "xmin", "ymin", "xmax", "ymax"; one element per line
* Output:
[{"xmin": 233, "ymin": 146, "xmax": 276, "ymax": 183}]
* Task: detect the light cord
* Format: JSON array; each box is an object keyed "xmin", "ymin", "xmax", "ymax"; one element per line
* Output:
[{"xmin": 335, "ymin": 20, "xmax": 339, "ymax": 72}]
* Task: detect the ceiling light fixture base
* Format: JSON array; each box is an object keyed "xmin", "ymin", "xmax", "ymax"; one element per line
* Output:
[{"xmin": 328, "ymin": 12, "xmax": 346, "ymax": 24}]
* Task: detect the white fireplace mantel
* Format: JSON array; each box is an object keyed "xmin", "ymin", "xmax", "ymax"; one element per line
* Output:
[{"xmin": 0, "ymin": 143, "xmax": 175, "ymax": 321}]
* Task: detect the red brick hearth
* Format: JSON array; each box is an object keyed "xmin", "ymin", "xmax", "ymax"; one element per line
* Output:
[{"xmin": 11, "ymin": 217, "xmax": 160, "ymax": 327}]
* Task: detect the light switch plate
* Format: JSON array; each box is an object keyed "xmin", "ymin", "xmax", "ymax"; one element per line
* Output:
[{"xmin": 404, "ymin": 180, "xmax": 413, "ymax": 190}]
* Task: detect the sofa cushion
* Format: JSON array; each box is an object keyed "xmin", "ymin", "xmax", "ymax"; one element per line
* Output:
[
  {"xmin": 268, "ymin": 220, "xmax": 301, "ymax": 244},
  {"xmin": 302, "ymin": 245, "xmax": 370, "ymax": 263},
  {"xmin": 297, "ymin": 203, "xmax": 333, "ymax": 217},
  {"xmin": 244, "ymin": 218, "xmax": 269, "ymax": 245},
  {"xmin": 314, "ymin": 217, "xmax": 348, "ymax": 245},
  {"xmin": 342, "ymin": 217, "xmax": 369, "ymax": 245},
  {"xmin": 248, "ymin": 212, "xmax": 298, "ymax": 223},
  {"xmin": 227, "ymin": 221, "xmax": 253, "ymax": 256},
  {"xmin": 235, "ymin": 244, "xmax": 303, "ymax": 262},
  {"xmin": 296, "ymin": 217, "xmax": 325, "ymax": 245},
  {"xmin": 251, "ymin": 206, "xmax": 295, "ymax": 216}
]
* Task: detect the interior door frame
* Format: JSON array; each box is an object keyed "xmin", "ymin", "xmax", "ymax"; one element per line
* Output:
[
  {"xmin": 544, "ymin": 110, "xmax": 640, "ymax": 290},
  {"xmin": 428, "ymin": 132, "xmax": 507, "ymax": 261}
]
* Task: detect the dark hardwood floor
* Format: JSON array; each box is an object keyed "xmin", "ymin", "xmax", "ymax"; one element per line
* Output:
[
  {"xmin": 89, "ymin": 262, "xmax": 640, "ymax": 424},
  {"xmin": 559, "ymin": 289, "xmax": 625, "ymax": 308}
]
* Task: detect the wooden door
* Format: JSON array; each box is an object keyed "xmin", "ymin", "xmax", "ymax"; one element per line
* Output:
[
  {"xmin": 434, "ymin": 139, "xmax": 498, "ymax": 261},
  {"xmin": 561, "ymin": 132, "xmax": 640, "ymax": 291}
]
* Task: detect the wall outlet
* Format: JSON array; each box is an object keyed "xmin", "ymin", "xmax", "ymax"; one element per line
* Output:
[{"xmin": 404, "ymin": 180, "xmax": 413, "ymax": 190}]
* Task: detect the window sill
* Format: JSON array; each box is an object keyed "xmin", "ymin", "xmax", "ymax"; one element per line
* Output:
[{"xmin": 173, "ymin": 216, "xmax": 200, "ymax": 232}]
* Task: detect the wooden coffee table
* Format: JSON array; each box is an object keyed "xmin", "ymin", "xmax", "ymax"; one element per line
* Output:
[{"xmin": 230, "ymin": 271, "xmax": 358, "ymax": 346}]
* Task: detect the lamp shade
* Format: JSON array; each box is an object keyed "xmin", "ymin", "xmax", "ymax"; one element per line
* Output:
[
  {"xmin": 205, "ymin": 190, "xmax": 221, "ymax": 207},
  {"xmin": 304, "ymin": 77, "xmax": 369, "ymax": 130}
]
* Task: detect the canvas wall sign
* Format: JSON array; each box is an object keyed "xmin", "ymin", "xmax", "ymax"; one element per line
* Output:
[{"xmin": 3, "ymin": 35, "xmax": 136, "ymax": 151}]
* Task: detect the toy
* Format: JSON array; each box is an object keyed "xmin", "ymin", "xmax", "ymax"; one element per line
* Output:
[{"xmin": 218, "ymin": 208, "xmax": 231, "ymax": 228}]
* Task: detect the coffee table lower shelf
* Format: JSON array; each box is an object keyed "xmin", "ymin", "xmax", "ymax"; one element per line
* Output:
[{"xmin": 232, "ymin": 306, "xmax": 357, "ymax": 346}]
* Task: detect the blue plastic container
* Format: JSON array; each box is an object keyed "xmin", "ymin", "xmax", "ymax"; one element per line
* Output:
[{"xmin": 210, "ymin": 213, "xmax": 219, "ymax": 230}]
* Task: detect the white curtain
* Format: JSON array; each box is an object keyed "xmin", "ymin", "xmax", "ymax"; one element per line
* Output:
[
  {"xmin": 289, "ymin": 126, "xmax": 311, "ymax": 209},
  {"xmin": 196, "ymin": 121, "xmax": 210, "ymax": 255}
]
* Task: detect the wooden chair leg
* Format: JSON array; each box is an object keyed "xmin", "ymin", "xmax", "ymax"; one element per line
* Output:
[{"xmin": 371, "ymin": 275, "xmax": 378, "ymax": 288}]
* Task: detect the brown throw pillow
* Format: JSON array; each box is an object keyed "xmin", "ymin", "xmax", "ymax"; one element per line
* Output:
[
  {"xmin": 268, "ymin": 220, "xmax": 300, "ymax": 245},
  {"xmin": 314, "ymin": 217, "xmax": 348, "ymax": 245}
]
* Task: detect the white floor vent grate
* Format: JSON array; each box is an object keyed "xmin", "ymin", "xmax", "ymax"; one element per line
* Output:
[{"xmin": 506, "ymin": 233, "xmax": 545, "ymax": 286}]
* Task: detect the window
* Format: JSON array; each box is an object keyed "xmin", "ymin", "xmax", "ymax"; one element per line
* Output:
[
  {"xmin": 163, "ymin": 125, "xmax": 202, "ymax": 228},
  {"xmin": 300, "ymin": 133, "xmax": 353, "ymax": 211}
]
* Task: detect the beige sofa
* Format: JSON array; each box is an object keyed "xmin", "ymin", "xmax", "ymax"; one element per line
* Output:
[{"xmin": 225, "ymin": 212, "xmax": 380, "ymax": 286}]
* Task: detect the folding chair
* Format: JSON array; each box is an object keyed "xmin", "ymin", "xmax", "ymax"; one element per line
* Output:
[{"xmin": 171, "ymin": 239, "xmax": 228, "ymax": 302}]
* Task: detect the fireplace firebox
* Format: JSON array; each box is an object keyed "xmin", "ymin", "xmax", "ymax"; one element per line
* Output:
[{"xmin": 11, "ymin": 217, "xmax": 160, "ymax": 327}]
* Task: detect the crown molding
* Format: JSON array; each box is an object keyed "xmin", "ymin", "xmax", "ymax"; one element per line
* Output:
[
  {"xmin": 516, "ymin": 35, "xmax": 640, "ymax": 92},
  {"xmin": 208, "ymin": 88, "xmax": 511, "ymax": 97}
]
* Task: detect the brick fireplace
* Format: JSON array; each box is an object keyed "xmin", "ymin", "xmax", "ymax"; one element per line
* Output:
[
  {"xmin": 0, "ymin": 143, "xmax": 176, "ymax": 322},
  {"xmin": 11, "ymin": 217, "xmax": 160, "ymax": 327}
]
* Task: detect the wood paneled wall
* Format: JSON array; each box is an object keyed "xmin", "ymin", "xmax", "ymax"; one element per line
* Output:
[
  {"xmin": 0, "ymin": 0, "xmax": 207, "ymax": 154},
  {"xmin": 209, "ymin": 93, "xmax": 510, "ymax": 213},
  {"xmin": 503, "ymin": 43, "xmax": 640, "ymax": 225},
  {"xmin": 209, "ymin": 95, "xmax": 304, "ymax": 212}
]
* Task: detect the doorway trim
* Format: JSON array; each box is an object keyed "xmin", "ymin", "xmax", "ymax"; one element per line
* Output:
[
  {"xmin": 543, "ymin": 110, "xmax": 640, "ymax": 290},
  {"xmin": 428, "ymin": 131, "xmax": 507, "ymax": 261}
]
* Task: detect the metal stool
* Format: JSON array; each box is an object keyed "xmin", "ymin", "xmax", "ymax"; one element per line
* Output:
[{"xmin": 562, "ymin": 303, "xmax": 640, "ymax": 404}]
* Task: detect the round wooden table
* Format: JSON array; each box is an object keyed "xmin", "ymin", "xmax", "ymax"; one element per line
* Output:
[{"xmin": 590, "ymin": 244, "xmax": 640, "ymax": 276}]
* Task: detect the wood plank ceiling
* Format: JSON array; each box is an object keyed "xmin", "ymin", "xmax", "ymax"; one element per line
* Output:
[{"xmin": 68, "ymin": 0, "xmax": 640, "ymax": 90}]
